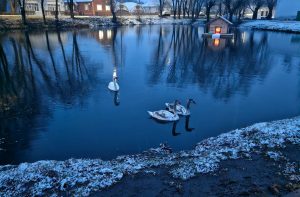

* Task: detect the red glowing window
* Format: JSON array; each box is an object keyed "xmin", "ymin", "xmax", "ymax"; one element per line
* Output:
[{"xmin": 215, "ymin": 27, "xmax": 222, "ymax": 34}]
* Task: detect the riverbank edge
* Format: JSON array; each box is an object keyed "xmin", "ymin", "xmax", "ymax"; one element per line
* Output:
[
  {"xmin": 1, "ymin": 16, "xmax": 300, "ymax": 34},
  {"xmin": 0, "ymin": 116, "xmax": 300, "ymax": 196},
  {"xmin": 0, "ymin": 16, "xmax": 204, "ymax": 31},
  {"xmin": 239, "ymin": 20, "xmax": 300, "ymax": 34}
]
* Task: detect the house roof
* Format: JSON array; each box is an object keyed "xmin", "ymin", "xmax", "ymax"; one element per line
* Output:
[{"xmin": 207, "ymin": 16, "xmax": 233, "ymax": 25}]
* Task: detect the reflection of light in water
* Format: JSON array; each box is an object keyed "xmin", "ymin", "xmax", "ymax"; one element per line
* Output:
[
  {"xmin": 113, "ymin": 68, "xmax": 117, "ymax": 79},
  {"xmin": 213, "ymin": 39, "xmax": 220, "ymax": 47},
  {"xmin": 167, "ymin": 57, "xmax": 171, "ymax": 65},
  {"xmin": 242, "ymin": 32, "xmax": 246, "ymax": 43},
  {"xmin": 107, "ymin": 30, "xmax": 112, "ymax": 39},
  {"xmin": 99, "ymin": 30, "xmax": 104, "ymax": 40}
]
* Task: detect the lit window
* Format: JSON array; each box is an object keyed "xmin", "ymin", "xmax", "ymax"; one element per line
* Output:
[
  {"xmin": 106, "ymin": 5, "xmax": 110, "ymax": 11},
  {"xmin": 215, "ymin": 27, "xmax": 221, "ymax": 34},
  {"xmin": 213, "ymin": 39, "xmax": 220, "ymax": 47},
  {"xmin": 84, "ymin": 4, "xmax": 89, "ymax": 11},
  {"xmin": 97, "ymin": 4, "xmax": 102, "ymax": 11},
  {"xmin": 99, "ymin": 30, "xmax": 104, "ymax": 40}
]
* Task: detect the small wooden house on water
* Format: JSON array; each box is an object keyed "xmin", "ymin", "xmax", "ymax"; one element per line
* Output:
[{"xmin": 202, "ymin": 16, "xmax": 233, "ymax": 38}]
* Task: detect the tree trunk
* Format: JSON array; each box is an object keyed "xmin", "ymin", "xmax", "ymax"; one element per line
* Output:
[
  {"xmin": 10, "ymin": 0, "xmax": 16, "ymax": 14},
  {"xmin": 69, "ymin": 0, "xmax": 74, "ymax": 19},
  {"xmin": 18, "ymin": 0, "xmax": 26, "ymax": 25},
  {"xmin": 206, "ymin": 6, "xmax": 211, "ymax": 22},
  {"xmin": 41, "ymin": 0, "xmax": 46, "ymax": 25},
  {"xmin": 159, "ymin": 0, "xmax": 163, "ymax": 16},
  {"xmin": 229, "ymin": 12, "xmax": 233, "ymax": 22},
  {"xmin": 266, "ymin": 7, "xmax": 273, "ymax": 19},
  {"xmin": 252, "ymin": 7, "xmax": 259, "ymax": 20},
  {"xmin": 55, "ymin": 0, "xmax": 59, "ymax": 24},
  {"xmin": 110, "ymin": 0, "xmax": 117, "ymax": 23}
]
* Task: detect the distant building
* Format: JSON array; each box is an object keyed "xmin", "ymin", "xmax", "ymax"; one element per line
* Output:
[
  {"xmin": 24, "ymin": 0, "xmax": 65, "ymax": 15},
  {"xmin": 275, "ymin": 0, "xmax": 300, "ymax": 20},
  {"xmin": 64, "ymin": 0, "xmax": 111, "ymax": 16},
  {"xmin": 206, "ymin": 16, "xmax": 232, "ymax": 34}
]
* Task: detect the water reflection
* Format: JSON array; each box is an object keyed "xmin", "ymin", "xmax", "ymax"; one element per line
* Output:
[
  {"xmin": 0, "ymin": 26, "xmax": 300, "ymax": 164},
  {"xmin": 0, "ymin": 30, "xmax": 99, "ymax": 164}
]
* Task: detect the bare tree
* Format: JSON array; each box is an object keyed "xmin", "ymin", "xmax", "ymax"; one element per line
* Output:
[
  {"xmin": 110, "ymin": 0, "xmax": 117, "ymax": 23},
  {"xmin": 205, "ymin": 0, "xmax": 216, "ymax": 22},
  {"xmin": 10, "ymin": 0, "xmax": 17, "ymax": 14},
  {"xmin": 159, "ymin": 0, "xmax": 166, "ymax": 16},
  {"xmin": 67, "ymin": 0, "xmax": 75, "ymax": 19},
  {"xmin": 17, "ymin": 0, "xmax": 26, "ymax": 25},
  {"xmin": 55, "ymin": 0, "xmax": 59, "ymax": 24},
  {"xmin": 248, "ymin": 0, "xmax": 265, "ymax": 19},
  {"xmin": 223, "ymin": 0, "xmax": 247, "ymax": 21},
  {"xmin": 41, "ymin": 0, "xmax": 46, "ymax": 25},
  {"xmin": 266, "ymin": 0, "xmax": 276, "ymax": 19}
]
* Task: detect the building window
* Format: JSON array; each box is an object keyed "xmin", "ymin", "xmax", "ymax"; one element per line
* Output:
[
  {"xmin": 105, "ymin": 5, "xmax": 110, "ymax": 11},
  {"xmin": 97, "ymin": 4, "xmax": 102, "ymax": 11},
  {"xmin": 48, "ymin": 4, "xmax": 58, "ymax": 11},
  {"xmin": 215, "ymin": 26, "xmax": 221, "ymax": 34},
  {"xmin": 265, "ymin": 11, "xmax": 269, "ymax": 17},
  {"xmin": 84, "ymin": 4, "xmax": 89, "ymax": 11},
  {"xmin": 26, "ymin": 3, "xmax": 39, "ymax": 11},
  {"xmin": 261, "ymin": 11, "xmax": 264, "ymax": 17}
]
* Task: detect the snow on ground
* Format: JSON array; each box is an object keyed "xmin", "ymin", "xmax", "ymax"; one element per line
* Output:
[
  {"xmin": 1, "ymin": 117, "xmax": 300, "ymax": 196},
  {"xmin": 240, "ymin": 20, "xmax": 300, "ymax": 33}
]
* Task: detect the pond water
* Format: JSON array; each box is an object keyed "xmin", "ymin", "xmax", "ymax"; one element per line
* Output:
[{"xmin": 0, "ymin": 25, "xmax": 300, "ymax": 165}]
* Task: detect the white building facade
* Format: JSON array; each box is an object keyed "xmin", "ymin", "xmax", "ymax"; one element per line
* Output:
[
  {"xmin": 275, "ymin": 0, "xmax": 300, "ymax": 20},
  {"xmin": 25, "ymin": 0, "xmax": 65, "ymax": 15}
]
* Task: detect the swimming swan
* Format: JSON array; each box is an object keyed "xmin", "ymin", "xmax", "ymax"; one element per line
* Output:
[
  {"xmin": 148, "ymin": 100, "xmax": 180, "ymax": 122},
  {"xmin": 165, "ymin": 98, "xmax": 196, "ymax": 116}
]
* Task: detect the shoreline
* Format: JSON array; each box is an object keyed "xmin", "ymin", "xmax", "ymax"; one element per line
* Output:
[
  {"xmin": 1, "ymin": 16, "xmax": 300, "ymax": 34},
  {"xmin": 0, "ymin": 116, "xmax": 300, "ymax": 196},
  {"xmin": 0, "ymin": 16, "xmax": 204, "ymax": 31}
]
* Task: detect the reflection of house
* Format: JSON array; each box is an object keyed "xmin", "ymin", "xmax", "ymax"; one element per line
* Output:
[
  {"xmin": 207, "ymin": 38, "xmax": 227, "ymax": 50},
  {"xmin": 275, "ymin": 0, "xmax": 300, "ymax": 20},
  {"xmin": 64, "ymin": 0, "xmax": 111, "ymax": 16},
  {"xmin": 23, "ymin": 0, "xmax": 65, "ymax": 15},
  {"xmin": 91, "ymin": 29, "xmax": 114, "ymax": 45}
]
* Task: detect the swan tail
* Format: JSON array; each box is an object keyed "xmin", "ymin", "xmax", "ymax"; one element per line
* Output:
[{"xmin": 147, "ymin": 111, "xmax": 154, "ymax": 117}]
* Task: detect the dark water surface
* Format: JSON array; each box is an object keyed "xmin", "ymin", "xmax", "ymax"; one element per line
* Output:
[{"xmin": 0, "ymin": 25, "xmax": 300, "ymax": 165}]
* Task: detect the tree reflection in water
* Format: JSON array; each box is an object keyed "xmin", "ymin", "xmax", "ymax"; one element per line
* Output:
[
  {"xmin": 0, "ymin": 26, "xmax": 299, "ymax": 164},
  {"xmin": 0, "ymin": 31, "xmax": 99, "ymax": 164},
  {"xmin": 148, "ymin": 26, "xmax": 273, "ymax": 101}
]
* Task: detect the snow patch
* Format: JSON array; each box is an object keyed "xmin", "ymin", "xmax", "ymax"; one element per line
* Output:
[
  {"xmin": 1, "ymin": 117, "xmax": 300, "ymax": 196},
  {"xmin": 240, "ymin": 20, "xmax": 300, "ymax": 33}
]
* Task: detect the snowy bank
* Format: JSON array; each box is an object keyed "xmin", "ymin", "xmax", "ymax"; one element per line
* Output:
[
  {"xmin": 240, "ymin": 20, "xmax": 300, "ymax": 33},
  {"xmin": 1, "ymin": 116, "xmax": 300, "ymax": 196}
]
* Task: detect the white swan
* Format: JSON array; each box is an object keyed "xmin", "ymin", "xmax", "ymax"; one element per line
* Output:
[
  {"xmin": 148, "ymin": 100, "xmax": 180, "ymax": 122},
  {"xmin": 108, "ymin": 68, "xmax": 119, "ymax": 92},
  {"xmin": 166, "ymin": 98, "xmax": 196, "ymax": 116}
]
